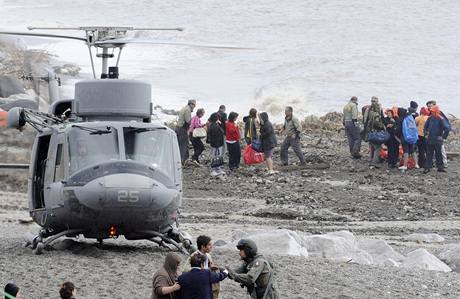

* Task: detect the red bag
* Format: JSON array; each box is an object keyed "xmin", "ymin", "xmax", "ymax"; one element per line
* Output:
[
  {"xmin": 399, "ymin": 157, "xmax": 416, "ymax": 169},
  {"xmin": 243, "ymin": 145, "xmax": 265, "ymax": 165}
]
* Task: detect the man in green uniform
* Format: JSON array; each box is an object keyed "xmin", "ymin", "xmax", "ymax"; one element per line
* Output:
[
  {"xmin": 280, "ymin": 106, "xmax": 305, "ymax": 166},
  {"xmin": 177, "ymin": 99, "xmax": 196, "ymax": 164},
  {"xmin": 227, "ymin": 239, "xmax": 278, "ymax": 299},
  {"xmin": 343, "ymin": 96, "xmax": 362, "ymax": 159}
]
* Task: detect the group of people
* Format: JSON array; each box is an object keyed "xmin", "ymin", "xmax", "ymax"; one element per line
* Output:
[
  {"xmin": 176, "ymin": 100, "xmax": 306, "ymax": 176},
  {"xmin": 152, "ymin": 236, "xmax": 278, "ymax": 299},
  {"xmin": 343, "ymin": 96, "xmax": 451, "ymax": 173},
  {"xmin": 3, "ymin": 237, "xmax": 276, "ymax": 299},
  {"xmin": 3, "ymin": 281, "xmax": 75, "ymax": 299}
]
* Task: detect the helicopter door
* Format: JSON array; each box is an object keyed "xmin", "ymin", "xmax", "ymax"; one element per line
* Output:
[
  {"xmin": 32, "ymin": 134, "xmax": 51, "ymax": 209},
  {"xmin": 43, "ymin": 133, "xmax": 66, "ymax": 208}
]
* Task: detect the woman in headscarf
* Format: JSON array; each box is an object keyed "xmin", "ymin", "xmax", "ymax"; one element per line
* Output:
[{"xmin": 152, "ymin": 253, "xmax": 182, "ymax": 299}]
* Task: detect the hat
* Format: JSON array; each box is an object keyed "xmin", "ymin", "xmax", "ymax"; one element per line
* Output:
[{"xmin": 5, "ymin": 283, "xmax": 19, "ymax": 298}]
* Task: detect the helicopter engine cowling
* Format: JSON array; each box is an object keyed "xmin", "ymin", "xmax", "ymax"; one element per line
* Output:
[{"xmin": 72, "ymin": 173, "xmax": 179, "ymax": 211}]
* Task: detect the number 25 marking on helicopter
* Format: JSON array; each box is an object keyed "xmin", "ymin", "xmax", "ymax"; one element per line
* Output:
[{"xmin": 117, "ymin": 190, "xmax": 140, "ymax": 203}]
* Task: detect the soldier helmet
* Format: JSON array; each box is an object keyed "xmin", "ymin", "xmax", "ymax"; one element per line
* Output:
[{"xmin": 236, "ymin": 239, "xmax": 258, "ymax": 258}]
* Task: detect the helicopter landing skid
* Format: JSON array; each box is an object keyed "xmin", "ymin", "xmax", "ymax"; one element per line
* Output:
[
  {"xmin": 24, "ymin": 229, "xmax": 85, "ymax": 255},
  {"xmin": 144, "ymin": 230, "xmax": 196, "ymax": 255}
]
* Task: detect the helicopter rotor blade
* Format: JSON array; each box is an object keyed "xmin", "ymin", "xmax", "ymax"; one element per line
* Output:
[
  {"xmin": 27, "ymin": 26, "xmax": 184, "ymax": 32},
  {"xmin": 94, "ymin": 38, "xmax": 255, "ymax": 50},
  {"xmin": 0, "ymin": 31, "xmax": 86, "ymax": 42}
]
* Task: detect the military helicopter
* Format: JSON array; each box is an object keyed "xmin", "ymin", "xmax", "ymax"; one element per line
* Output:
[{"xmin": 0, "ymin": 26, "xmax": 246, "ymax": 254}]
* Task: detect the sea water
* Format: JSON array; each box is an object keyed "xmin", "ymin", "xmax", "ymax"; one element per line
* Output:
[{"xmin": 0, "ymin": 0, "xmax": 459, "ymax": 121}]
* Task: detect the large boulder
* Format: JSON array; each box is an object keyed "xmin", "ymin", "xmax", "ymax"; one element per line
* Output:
[
  {"xmin": 439, "ymin": 245, "xmax": 460, "ymax": 272},
  {"xmin": 222, "ymin": 229, "xmax": 308, "ymax": 257},
  {"xmin": 404, "ymin": 233, "xmax": 445, "ymax": 243},
  {"xmin": 401, "ymin": 248, "xmax": 451, "ymax": 272},
  {"xmin": 304, "ymin": 233, "xmax": 372, "ymax": 265},
  {"xmin": 247, "ymin": 229, "xmax": 308, "ymax": 257},
  {"xmin": 357, "ymin": 238, "xmax": 404, "ymax": 266}
]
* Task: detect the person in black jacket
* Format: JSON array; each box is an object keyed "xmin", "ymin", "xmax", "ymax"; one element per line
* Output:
[
  {"xmin": 383, "ymin": 109, "xmax": 400, "ymax": 168},
  {"xmin": 207, "ymin": 112, "xmax": 225, "ymax": 176},
  {"xmin": 259, "ymin": 112, "xmax": 277, "ymax": 174},
  {"xmin": 177, "ymin": 254, "xmax": 228, "ymax": 299}
]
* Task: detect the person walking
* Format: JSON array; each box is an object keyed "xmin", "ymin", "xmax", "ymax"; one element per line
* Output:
[
  {"xmin": 423, "ymin": 105, "xmax": 450, "ymax": 173},
  {"xmin": 415, "ymin": 107, "xmax": 430, "ymax": 169},
  {"xmin": 189, "ymin": 108, "xmax": 206, "ymax": 165},
  {"xmin": 177, "ymin": 99, "xmax": 196, "ymax": 164},
  {"xmin": 226, "ymin": 112, "xmax": 241, "ymax": 171},
  {"xmin": 258, "ymin": 112, "xmax": 277, "ymax": 174},
  {"xmin": 342, "ymin": 96, "xmax": 362, "ymax": 159},
  {"xmin": 243, "ymin": 108, "xmax": 258, "ymax": 145},
  {"xmin": 280, "ymin": 106, "xmax": 305, "ymax": 166},
  {"xmin": 227, "ymin": 239, "xmax": 279, "ymax": 299},
  {"xmin": 177, "ymin": 254, "xmax": 228, "ymax": 299},
  {"xmin": 207, "ymin": 112, "xmax": 225, "ymax": 176},
  {"xmin": 152, "ymin": 253, "xmax": 182, "ymax": 299}
]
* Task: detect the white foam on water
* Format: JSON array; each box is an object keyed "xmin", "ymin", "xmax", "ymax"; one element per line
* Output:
[{"xmin": 1, "ymin": 0, "xmax": 459, "ymax": 118}]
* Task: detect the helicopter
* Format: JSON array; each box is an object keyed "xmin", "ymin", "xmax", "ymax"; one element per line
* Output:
[{"xmin": 0, "ymin": 26, "xmax": 247, "ymax": 254}]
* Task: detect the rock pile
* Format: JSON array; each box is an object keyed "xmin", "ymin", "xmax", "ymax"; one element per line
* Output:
[{"xmin": 217, "ymin": 229, "xmax": 453, "ymax": 272}]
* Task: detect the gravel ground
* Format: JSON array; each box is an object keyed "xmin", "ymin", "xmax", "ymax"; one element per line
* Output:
[{"xmin": 1, "ymin": 118, "xmax": 460, "ymax": 298}]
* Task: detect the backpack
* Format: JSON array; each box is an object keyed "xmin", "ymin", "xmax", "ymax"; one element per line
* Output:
[{"xmin": 402, "ymin": 116, "xmax": 418, "ymax": 144}]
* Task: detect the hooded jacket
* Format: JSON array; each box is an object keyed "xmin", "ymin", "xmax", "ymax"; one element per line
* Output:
[
  {"xmin": 152, "ymin": 253, "xmax": 182, "ymax": 299},
  {"xmin": 259, "ymin": 112, "xmax": 277, "ymax": 151},
  {"xmin": 207, "ymin": 113, "xmax": 225, "ymax": 148}
]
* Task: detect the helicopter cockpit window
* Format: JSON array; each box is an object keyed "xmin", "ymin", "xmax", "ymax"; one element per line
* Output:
[
  {"xmin": 123, "ymin": 127, "xmax": 174, "ymax": 178},
  {"xmin": 68, "ymin": 126, "xmax": 119, "ymax": 174}
]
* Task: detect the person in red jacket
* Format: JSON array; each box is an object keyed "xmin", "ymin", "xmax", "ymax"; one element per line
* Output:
[{"xmin": 226, "ymin": 112, "xmax": 241, "ymax": 171}]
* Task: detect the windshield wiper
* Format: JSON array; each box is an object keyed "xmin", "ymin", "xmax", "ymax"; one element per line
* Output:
[
  {"xmin": 126, "ymin": 127, "xmax": 166, "ymax": 133},
  {"xmin": 73, "ymin": 125, "xmax": 113, "ymax": 135}
]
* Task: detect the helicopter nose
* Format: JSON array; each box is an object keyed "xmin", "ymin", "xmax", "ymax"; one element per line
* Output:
[{"xmin": 72, "ymin": 173, "xmax": 180, "ymax": 211}]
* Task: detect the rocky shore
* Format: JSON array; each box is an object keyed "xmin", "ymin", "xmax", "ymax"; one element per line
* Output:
[{"xmin": 1, "ymin": 113, "xmax": 459, "ymax": 298}]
